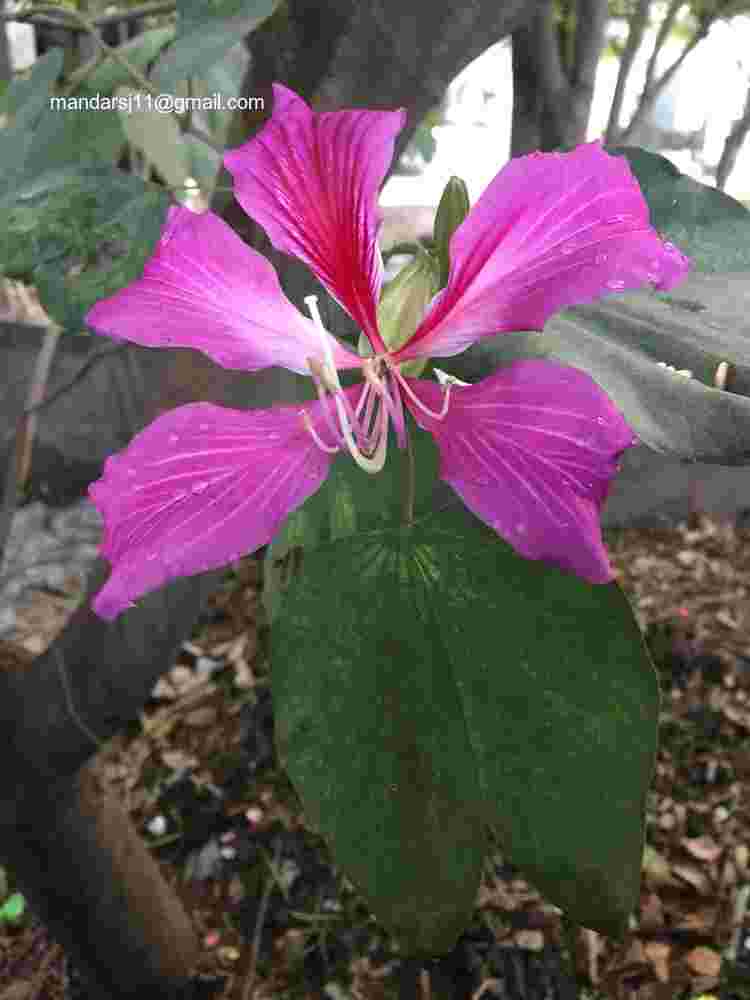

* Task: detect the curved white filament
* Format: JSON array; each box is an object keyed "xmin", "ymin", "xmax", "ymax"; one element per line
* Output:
[
  {"xmin": 304, "ymin": 295, "xmax": 388, "ymax": 473},
  {"xmin": 388, "ymin": 362, "xmax": 453, "ymax": 421}
]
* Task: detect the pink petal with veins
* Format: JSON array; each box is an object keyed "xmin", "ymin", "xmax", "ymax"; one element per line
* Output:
[
  {"xmin": 225, "ymin": 83, "xmax": 406, "ymax": 351},
  {"xmin": 89, "ymin": 394, "xmax": 352, "ymax": 619},
  {"xmin": 86, "ymin": 206, "xmax": 359, "ymax": 375},
  {"xmin": 395, "ymin": 142, "xmax": 690, "ymax": 364},
  {"xmin": 406, "ymin": 361, "xmax": 637, "ymax": 583}
]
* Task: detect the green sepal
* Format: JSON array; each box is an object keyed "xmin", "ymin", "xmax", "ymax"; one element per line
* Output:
[
  {"xmin": 433, "ymin": 175, "xmax": 470, "ymax": 288},
  {"xmin": 370, "ymin": 247, "xmax": 439, "ymax": 377}
]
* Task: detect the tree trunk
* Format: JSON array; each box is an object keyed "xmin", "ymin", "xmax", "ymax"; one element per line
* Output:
[
  {"xmin": 511, "ymin": 20, "xmax": 544, "ymax": 154},
  {"xmin": 510, "ymin": 0, "xmax": 607, "ymax": 156},
  {"xmin": 715, "ymin": 83, "xmax": 750, "ymax": 190},
  {"xmin": 0, "ymin": 564, "xmax": 222, "ymax": 997}
]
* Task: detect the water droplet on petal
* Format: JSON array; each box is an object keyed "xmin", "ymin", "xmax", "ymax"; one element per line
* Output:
[
  {"xmin": 168, "ymin": 433, "xmax": 179, "ymax": 445},
  {"xmin": 560, "ymin": 241, "xmax": 576, "ymax": 255},
  {"xmin": 126, "ymin": 468, "xmax": 137, "ymax": 478},
  {"xmin": 191, "ymin": 480, "xmax": 210, "ymax": 494},
  {"xmin": 607, "ymin": 279, "xmax": 626, "ymax": 291},
  {"xmin": 595, "ymin": 416, "xmax": 606, "ymax": 425},
  {"xmin": 146, "ymin": 551, "xmax": 159, "ymax": 561}
]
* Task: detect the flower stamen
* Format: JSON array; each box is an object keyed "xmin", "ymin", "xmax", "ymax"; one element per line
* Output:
[
  {"xmin": 301, "ymin": 411, "xmax": 340, "ymax": 453},
  {"xmin": 303, "ymin": 296, "xmax": 388, "ymax": 473},
  {"xmin": 305, "ymin": 295, "xmax": 342, "ymax": 393},
  {"xmin": 334, "ymin": 392, "xmax": 388, "ymax": 473},
  {"xmin": 388, "ymin": 361, "xmax": 455, "ymax": 421}
]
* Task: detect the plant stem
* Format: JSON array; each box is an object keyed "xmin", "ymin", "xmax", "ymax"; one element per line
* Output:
[{"xmin": 402, "ymin": 425, "xmax": 415, "ymax": 526}]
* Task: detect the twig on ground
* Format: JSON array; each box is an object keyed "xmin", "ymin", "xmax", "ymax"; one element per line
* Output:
[
  {"xmin": 242, "ymin": 838, "xmax": 283, "ymax": 1000},
  {"xmin": 0, "ymin": 320, "xmax": 61, "ymax": 578}
]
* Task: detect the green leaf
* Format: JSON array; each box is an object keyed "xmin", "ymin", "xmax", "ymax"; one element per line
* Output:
[
  {"xmin": 21, "ymin": 91, "xmax": 134, "ymax": 183},
  {"xmin": 262, "ymin": 505, "xmax": 324, "ymax": 624},
  {"xmin": 152, "ymin": 0, "xmax": 277, "ymax": 90},
  {"xmin": 431, "ymin": 508, "xmax": 659, "ymax": 937},
  {"xmin": 608, "ymin": 146, "xmax": 750, "ymax": 272},
  {"xmin": 9, "ymin": 174, "xmax": 169, "ymax": 333},
  {"xmin": 117, "ymin": 86, "xmax": 190, "ymax": 189},
  {"xmin": 273, "ymin": 505, "xmax": 659, "ymax": 944},
  {"xmin": 446, "ymin": 279, "xmax": 750, "ymax": 466},
  {"xmin": 2, "ymin": 47, "xmax": 63, "ymax": 128},
  {"xmin": 433, "ymin": 176, "xmax": 470, "ymax": 288},
  {"xmin": 271, "ymin": 510, "xmax": 659, "ymax": 953},
  {"xmin": 269, "ymin": 416, "xmax": 441, "ymax": 565},
  {"xmin": 272, "ymin": 523, "xmax": 487, "ymax": 954},
  {"xmin": 0, "ymin": 892, "xmax": 26, "ymax": 923},
  {"xmin": 371, "ymin": 249, "xmax": 439, "ymax": 377},
  {"xmin": 82, "ymin": 26, "xmax": 176, "ymax": 95},
  {"xmin": 0, "ymin": 49, "xmax": 65, "ymax": 204}
]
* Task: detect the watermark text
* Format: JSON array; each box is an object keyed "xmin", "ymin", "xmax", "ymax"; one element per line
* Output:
[{"xmin": 49, "ymin": 93, "xmax": 265, "ymax": 114}]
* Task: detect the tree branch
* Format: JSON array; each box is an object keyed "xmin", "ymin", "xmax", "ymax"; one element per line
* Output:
[
  {"xmin": 0, "ymin": 1, "xmax": 175, "ymax": 29},
  {"xmin": 716, "ymin": 80, "xmax": 750, "ymax": 190},
  {"xmin": 605, "ymin": 0, "xmax": 651, "ymax": 144},
  {"xmin": 619, "ymin": 0, "xmax": 713, "ymax": 144}
]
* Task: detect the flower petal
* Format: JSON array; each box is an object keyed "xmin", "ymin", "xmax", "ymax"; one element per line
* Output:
[
  {"xmin": 86, "ymin": 206, "xmax": 360, "ymax": 375},
  {"xmin": 89, "ymin": 397, "xmax": 345, "ymax": 619},
  {"xmin": 395, "ymin": 142, "xmax": 690, "ymax": 364},
  {"xmin": 225, "ymin": 83, "xmax": 406, "ymax": 350},
  {"xmin": 406, "ymin": 361, "xmax": 637, "ymax": 583}
]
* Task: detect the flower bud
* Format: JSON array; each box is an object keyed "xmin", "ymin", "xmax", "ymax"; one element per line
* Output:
[
  {"xmin": 373, "ymin": 247, "xmax": 439, "ymax": 377},
  {"xmin": 433, "ymin": 176, "xmax": 470, "ymax": 287}
]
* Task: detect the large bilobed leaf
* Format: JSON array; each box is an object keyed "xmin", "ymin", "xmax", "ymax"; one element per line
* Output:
[
  {"xmin": 273, "ymin": 504, "xmax": 659, "ymax": 946},
  {"xmin": 433, "ymin": 508, "xmax": 659, "ymax": 937},
  {"xmin": 152, "ymin": 0, "xmax": 277, "ymax": 91},
  {"xmin": 446, "ymin": 300, "xmax": 750, "ymax": 466},
  {"xmin": 272, "ymin": 521, "xmax": 487, "ymax": 955},
  {"xmin": 608, "ymin": 146, "xmax": 750, "ymax": 272}
]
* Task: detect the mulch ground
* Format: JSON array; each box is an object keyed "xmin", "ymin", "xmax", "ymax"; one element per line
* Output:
[{"xmin": 3, "ymin": 512, "xmax": 750, "ymax": 1000}]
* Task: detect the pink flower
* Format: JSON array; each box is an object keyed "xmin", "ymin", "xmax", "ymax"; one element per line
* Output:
[{"xmin": 85, "ymin": 84, "xmax": 689, "ymax": 620}]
